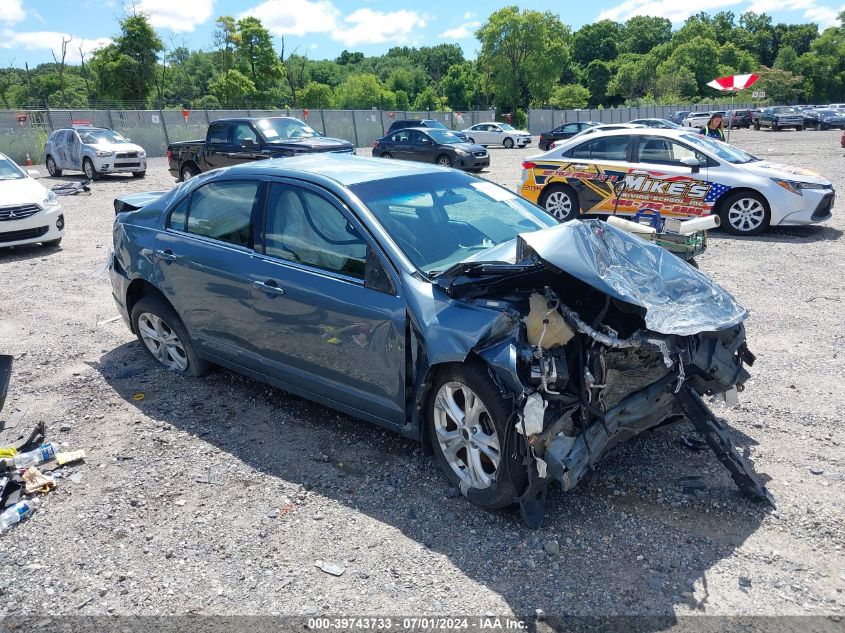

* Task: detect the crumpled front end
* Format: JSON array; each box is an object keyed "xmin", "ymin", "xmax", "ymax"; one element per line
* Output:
[{"xmin": 431, "ymin": 220, "xmax": 774, "ymax": 527}]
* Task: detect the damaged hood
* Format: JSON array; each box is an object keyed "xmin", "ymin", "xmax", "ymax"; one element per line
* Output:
[{"xmin": 439, "ymin": 220, "xmax": 747, "ymax": 337}]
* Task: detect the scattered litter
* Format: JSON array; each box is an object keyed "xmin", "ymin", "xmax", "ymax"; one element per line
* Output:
[
  {"xmin": 68, "ymin": 473, "xmax": 83, "ymax": 485},
  {"xmin": 11, "ymin": 442, "xmax": 59, "ymax": 469},
  {"xmin": 56, "ymin": 449, "xmax": 86, "ymax": 466},
  {"xmin": 678, "ymin": 475, "xmax": 706, "ymax": 495},
  {"xmin": 809, "ymin": 467, "xmax": 824, "ymax": 475},
  {"xmin": 195, "ymin": 465, "xmax": 221, "ymax": 485},
  {"xmin": 315, "ymin": 560, "xmax": 346, "ymax": 576},
  {"xmin": 132, "ymin": 392, "xmax": 145, "ymax": 401},
  {"xmin": 680, "ymin": 435, "xmax": 708, "ymax": 451},
  {"xmin": 96, "ymin": 315, "xmax": 122, "ymax": 327},
  {"xmin": 0, "ymin": 497, "xmax": 40, "ymax": 533},
  {"xmin": 1, "ymin": 405, "xmax": 28, "ymax": 432},
  {"xmin": 22, "ymin": 467, "xmax": 56, "ymax": 494},
  {"xmin": 59, "ymin": 424, "xmax": 72, "ymax": 432},
  {"xmin": 50, "ymin": 180, "xmax": 91, "ymax": 196}
]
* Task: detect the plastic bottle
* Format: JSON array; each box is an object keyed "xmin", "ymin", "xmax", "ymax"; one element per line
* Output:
[
  {"xmin": 12, "ymin": 443, "xmax": 59, "ymax": 469},
  {"xmin": 0, "ymin": 498, "xmax": 40, "ymax": 533}
]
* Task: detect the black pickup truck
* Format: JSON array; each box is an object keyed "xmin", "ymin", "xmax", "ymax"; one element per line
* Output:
[{"xmin": 167, "ymin": 117, "xmax": 355, "ymax": 181}]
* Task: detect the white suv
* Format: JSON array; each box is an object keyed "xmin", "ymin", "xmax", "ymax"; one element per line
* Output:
[
  {"xmin": 0, "ymin": 152, "xmax": 64, "ymax": 248},
  {"xmin": 45, "ymin": 127, "xmax": 147, "ymax": 180}
]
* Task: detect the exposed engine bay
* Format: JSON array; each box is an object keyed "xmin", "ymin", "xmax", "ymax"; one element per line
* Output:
[{"xmin": 427, "ymin": 220, "xmax": 775, "ymax": 527}]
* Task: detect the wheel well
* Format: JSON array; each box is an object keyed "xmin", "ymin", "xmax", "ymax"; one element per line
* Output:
[
  {"xmin": 125, "ymin": 279, "xmax": 175, "ymax": 333},
  {"xmin": 714, "ymin": 187, "xmax": 770, "ymax": 217},
  {"xmin": 181, "ymin": 161, "xmax": 198, "ymax": 176},
  {"xmin": 540, "ymin": 181, "xmax": 577, "ymax": 204}
]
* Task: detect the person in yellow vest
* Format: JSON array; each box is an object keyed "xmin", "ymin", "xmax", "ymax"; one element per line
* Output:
[{"xmin": 699, "ymin": 113, "xmax": 725, "ymax": 140}]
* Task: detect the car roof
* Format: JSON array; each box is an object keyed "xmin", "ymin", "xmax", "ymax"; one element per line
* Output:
[
  {"xmin": 56, "ymin": 126, "xmax": 109, "ymax": 132},
  {"xmin": 211, "ymin": 116, "xmax": 299, "ymax": 123},
  {"xmin": 220, "ymin": 153, "xmax": 451, "ymax": 186}
]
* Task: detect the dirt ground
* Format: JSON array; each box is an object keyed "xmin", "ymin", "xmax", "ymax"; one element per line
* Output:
[{"xmin": 0, "ymin": 130, "xmax": 843, "ymax": 626}]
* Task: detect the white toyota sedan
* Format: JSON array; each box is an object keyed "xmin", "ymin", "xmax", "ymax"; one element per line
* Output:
[
  {"xmin": 520, "ymin": 128, "xmax": 834, "ymax": 235},
  {"xmin": 461, "ymin": 122, "xmax": 532, "ymax": 148},
  {"xmin": 0, "ymin": 153, "xmax": 64, "ymax": 248}
]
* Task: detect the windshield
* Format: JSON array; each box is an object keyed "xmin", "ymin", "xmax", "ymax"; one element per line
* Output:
[
  {"xmin": 78, "ymin": 129, "xmax": 127, "ymax": 144},
  {"xmin": 425, "ymin": 120, "xmax": 448, "ymax": 130},
  {"xmin": 499, "ymin": 123, "xmax": 515, "ymax": 131},
  {"xmin": 0, "ymin": 156, "xmax": 24, "ymax": 180},
  {"xmin": 682, "ymin": 133, "xmax": 759, "ymax": 164},
  {"xmin": 349, "ymin": 171, "xmax": 556, "ymax": 274},
  {"xmin": 773, "ymin": 107, "xmax": 798, "ymax": 114},
  {"xmin": 427, "ymin": 130, "xmax": 462, "ymax": 144},
  {"xmin": 256, "ymin": 118, "xmax": 320, "ymax": 141},
  {"xmin": 815, "ymin": 109, "xmax": 836, "ymax": 115}
]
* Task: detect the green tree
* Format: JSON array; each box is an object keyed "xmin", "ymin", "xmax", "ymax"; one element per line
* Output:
[
  {"xmin": 236, "ymin": 17, "xmax": 283, "ymax": 88},
  {"xmin": 607, "ymin": 55, "xmax": 654, "ymax": 100},
  {"xmin": 335, "ymin": 73, "xmax": 389, "ymax": 109},
  {"xmin": 476, "ymin": 6, "xmax": 571, "ymax": 116},
  {"xmin": 297, "ymin": 81, "xmax": 334, "ymax": 108},
  {"xmin": 666, "ymin": 36, "xmax": 722, "ymax": 93},
  {"xmin": 412, "ymin": 86, "xmax": 442, "ymax": 110},
  {"xmin": 753, "ymin": 65, "xmax": 805, "ymax": 102},
  {"xmin": 90, "ymin": 13, "xmax": 164, "ymax": 103},
  {"xmin": 208, "ymin": 68, "xmax": 255, "ymax": 106},
  {"xmin": 549, "ymin": 84, "xmax": 590, "ymax": 109},
  {"xmin": 441, "ymin": 62, "xmax": 479, "ymax": 110},
  {"xmin": 620, "ymin": 16, "xmax": 672, "ymax": 55},
  {"xmin": 572, "ymin": 20, "xmax": 620, "ymax": 66},
  {"xmin": 419, "ymin": 44, "xmax": 464, "ymax": 87},
  {"xmin": 584, "ymin": 60, "xmax": 612, "ymax": 106},
  {"xmin": 773, "ymin": 45, "xmax": 800, "ymax": 73}
]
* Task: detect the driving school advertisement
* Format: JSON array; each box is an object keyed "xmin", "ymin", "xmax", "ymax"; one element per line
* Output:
[{"xmin": 521, "ymin": 161, "xmax": 730, "ymax": 218}]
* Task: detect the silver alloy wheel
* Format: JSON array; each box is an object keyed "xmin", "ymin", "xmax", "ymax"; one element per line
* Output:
[
  {"xmin": 545, "ymin": 190, "xmax": 574, "ymax": 220},
  {"xmin": 83, "ymin": 160, "xmax": 94, "ymax": 179},
  {"xmin": 433, "ymin": 381, "xmax": 500, "ymax": 490},
  {"xmin": 46, "ymin": 157, "xmax": 56, "ymax": 175},
  {"xmin": 437, "ymin": 155, "xmax": 451, "ymax": 166},
  {"xmin": 727, "ymin": 197, "xmax": 766, "ymax": 233},
  {"xmin": 137, "ymin": 312, "xmax": 189, "ymax": 372}
]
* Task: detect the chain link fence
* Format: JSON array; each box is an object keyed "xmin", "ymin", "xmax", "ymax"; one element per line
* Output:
[
  {"xmin": 0, "ymin": 105, "xmax": 764, "ymax": 164},
  {"xmin": 0, "ymin": 108, "xmax": 495, "ymax": 164}
]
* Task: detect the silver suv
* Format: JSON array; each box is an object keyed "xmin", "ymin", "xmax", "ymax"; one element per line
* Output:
[{"xmin": 45, "ymin": 127, "xmax": 147, "ymax": 180}]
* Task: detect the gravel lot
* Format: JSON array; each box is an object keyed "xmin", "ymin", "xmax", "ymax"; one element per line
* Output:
[{"xmin": 0, "ymin": 130, "xmax": 843, "ymax": 624}]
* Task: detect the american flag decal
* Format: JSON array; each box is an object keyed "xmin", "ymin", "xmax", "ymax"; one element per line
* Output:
[{"xmin": 704, "ymin": 181, "xmax": 731, "ymax": 203}]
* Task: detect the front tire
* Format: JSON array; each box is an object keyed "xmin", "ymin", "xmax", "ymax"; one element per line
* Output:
[
  {"xmin": 467, "ymin": 137, "xmax": 475, "ymax": 144},
  {"xmin": 539, "ymin": 184, "xmax": 579, "ymax": 222},
  {"xmin": 772, "ymin": 122, "xmax": 779, "ymax": 132},
  {"xmin": 40, "ymin": 238, "xmax": 62, "ymax": 247},
  {"xmin": 427, "ymin": 363, "xmax": 525, "ymax": 510},
  {"xmin": 754, "ymin": 121, "xmax": 760, "ymax": 131},
  {"xmin": 131, "ymin": 295, "xmax": 208, "ymax": 377},
  {"xmin": 719, "ymin": 191, "xmax": 770, "ymax": 236},
  {"xmin": 503, "ymin": 137, "xmax": 514, "ymax": 149},
  {"xmin": 46, "ymin": 156, "xmax": 62, "ymax": 177},
  {"xmin": 380, "ymin": 152, "xmax": 392, "ymax": 159},
  {"xmin": 83, "ymin": 157, "xmax": 100, "ymax": 180},
  {"xmin": 436, "ymin": 154, "xmax": 453, "ymax": 167},
  {"xmin": 132, "ymin": 171, "xmax": 146, "ymax": 178},
  {"xmin": 796, "ymin": 126, "xmax": 804, "ymax": 131}
]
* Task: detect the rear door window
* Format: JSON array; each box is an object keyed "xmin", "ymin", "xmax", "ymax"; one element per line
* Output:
[
  {"xmin": 207, "ymin": 123, "xmax": 230, "ymax": 145},
  {"xmin": 184, "ymin": 181, "xmax": 260, "ymax": 247},
  {"xmin": 567, "ymin": 135, "xmax": 630, "ymax": 161}
]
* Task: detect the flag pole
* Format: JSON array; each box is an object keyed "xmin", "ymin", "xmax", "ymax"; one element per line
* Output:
[{"xmin": 726, "ymin": 90, "xmax": 735, "ymax": 143}]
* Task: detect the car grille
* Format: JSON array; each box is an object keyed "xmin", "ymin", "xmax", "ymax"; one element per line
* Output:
[
  {"xmin": 0, "ymin": 204, "xmax": 41, "ymax": 222},
  {"xmin": 473, "ymin": 151, "xmax": 488, "ymax": 157},
  {"xmin": 115, "ymin": 152, "xmax": 138, "ymax": 159},
  {"xmin": 0, "ymin": 226, "xmax": 48, "ymax": 243},
  {"xmin": 114, "ymin": 161, "xmax": 141, "ymax": 168}
]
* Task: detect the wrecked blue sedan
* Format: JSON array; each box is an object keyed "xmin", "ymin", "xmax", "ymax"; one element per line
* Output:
[{"xmin": 110, "ymin": 154, "xmax": 773, "ymax": 527}]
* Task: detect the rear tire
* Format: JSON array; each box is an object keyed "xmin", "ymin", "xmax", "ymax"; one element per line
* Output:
[
  {"xmin": 503, "ymin": 137, "xmax": 514, "ymax": 149},
  {"xmin": 45, "ymin": 156, "xmax": 62, "ymax": 177},
  {"xmin": 772, "ymin": 123, "xmax": 779, "ymax": 132},
  {"xmin": 796, "ymin": 126, "xmax": 804, "ymax": 131},
  {"xmin": 754, "ymin": 121, "xmax": 760, "ymax": 131},
  {"xmin": 180, "ymin": 163, "xmax": 200, "ymax": 181},
  {"xmin": 130, "ymin": 295, "xmax": 209, "ymax": 377},
  {"xmin": 539, "ymin": 184, "xmax": 579, "ymax": 222},
  {"xmin": 427, "ymin": 363, "xmax": 526, "ymax": 510},
  {"xmin": 132, "ymin": 170, "xmax": 146, "ymax": 178},
  {"xmin": 380, "ymin": 152, "xmax": 393, "ymax": 159}
]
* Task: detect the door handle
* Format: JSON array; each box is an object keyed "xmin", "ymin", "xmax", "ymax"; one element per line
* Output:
[
  {"xmin": 154, "ymin": 249, "xmax": 178, "ymax": 262},
  {"xmin": 253, "ymin": 280, "xmax": 285, "ymax": 295}
]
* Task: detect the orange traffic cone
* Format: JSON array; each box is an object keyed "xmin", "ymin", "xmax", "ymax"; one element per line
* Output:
[{"xmin": 24, "ymin": 153, "xmax": 32, "ymax": 166}]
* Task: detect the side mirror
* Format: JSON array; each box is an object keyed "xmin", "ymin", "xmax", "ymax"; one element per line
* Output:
[
  {"xmin": 26, "ymin": 169, "xmax": 41, "ymax": 179},
  {"xmin": 680, "ymin": 156, "xmax": 701, "ymax": 173}
]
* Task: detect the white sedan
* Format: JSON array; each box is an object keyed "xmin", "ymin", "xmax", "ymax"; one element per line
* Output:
[
  {"xmin": 461, "ymin": 122, "xmax": 532, "ymax": 148},
  {"xmin": 520, "ymin": 127, "xmax": 833, "ymax": 235},
  {"xmin": 0, "ymin": 153, "xmax": 64, "ymax": 248}
]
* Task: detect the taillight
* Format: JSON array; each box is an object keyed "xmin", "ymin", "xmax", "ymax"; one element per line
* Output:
[
  {"xmin": 372, "ymin": 141, "xmax": 378, "ymax": 148},
  {"xmin": 166, "ymin": 148, "xmax": 171, "ymax": 161},
  {"xmin": 522, "ymin": 161, "xmax": 536, "ymax": 170}
]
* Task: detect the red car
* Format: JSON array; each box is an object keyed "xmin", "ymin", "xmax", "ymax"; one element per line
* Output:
[{"xmin": 841, "ymin": 129, "xmax": 845, "ymax": 148}]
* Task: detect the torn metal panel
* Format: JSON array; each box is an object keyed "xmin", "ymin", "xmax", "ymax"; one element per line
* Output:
[{"xmin": 517, "ymin": 220, "xmax": 749, "ymax": 336}]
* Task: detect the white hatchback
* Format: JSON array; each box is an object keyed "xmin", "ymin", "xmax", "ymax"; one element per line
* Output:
[
  {"xmin": 0, "ymin": 153, "xmax": 64, "ymax": 248},
  {"xmin": 461, "ymin": 122, "xmax": 532, "ymax": 148}
]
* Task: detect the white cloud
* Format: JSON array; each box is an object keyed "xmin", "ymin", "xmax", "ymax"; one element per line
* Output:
[
  {"xmin": 242, "ymin": 1, "xmax": 425, "ymax": 45},
  {"xmin": 0, "ymin": 0, "xmax": 25, "ymax": 24},
  {"xmin": 0, "ymin": 30, "xmax": 111, "ymax": 63},
  {"xmin": 133, "ymin": 0, "xmax": 215, "ymax": 32},
  {"xmin": 241, "ymin": 0, "xmax": 341, "ymax": 35},
  {"xmin": 463, "ymin": 11, "xmax": 476, "ymax": 19},
  {"xmin": 748, "ymin": 0, "xmax": 845, "ymax": 27},
  {"xmin": 439, "ymin": 20, "xmax": 481, "ymax": 39},
  {"xmin": 598, "ymin": 0, "xmax": 742, "ymax": 23},
  {"xmin": 333, "ymin": 8, "xmax": 426, "ymax": 46}
]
